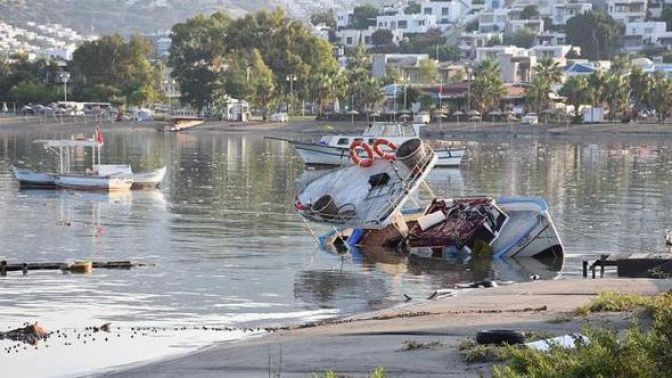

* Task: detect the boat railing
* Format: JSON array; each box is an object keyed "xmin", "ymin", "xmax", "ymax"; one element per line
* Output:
[{"xmin": 367, "ymin": 144, "xmax": 437, "ymax": 228}]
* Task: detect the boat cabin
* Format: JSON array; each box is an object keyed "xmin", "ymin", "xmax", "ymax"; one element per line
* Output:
[{"xmin": 318, "ymin": 122, "xmax": 422, "ymax": 148}]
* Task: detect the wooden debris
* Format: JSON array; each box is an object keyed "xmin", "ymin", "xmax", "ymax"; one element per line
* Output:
[{"xmin": 0, "ymin": 260, "xmax": 153, "ymax": 275}]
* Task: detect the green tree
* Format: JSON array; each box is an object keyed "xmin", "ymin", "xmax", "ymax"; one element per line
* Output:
[
  {"xmin": 10, "ymin": 80, "xmax": 58, "ymax": 105},
  {"xmin": 404, "ymin": 2, "xmax": 421, "ymax": 14},
  {"xmin": 565, "ymin": 11, "xmax": 623, "ymax": 60},
  {"xmin": 371, "ymin": 29, "xmax": 394, "ymax": 46},
  {"xmin": 486, "ymin": 35, "xmax": 502, "ymax": 47},
  {"xmin": 647, "ymin": 71, "xmax": 672, "ymax": 122},
  {"xmin": 503, "ymin": 28, "xmax": 537, "ymax": 48},
  {"xmin": 657, "ymin": 6, "xmax": 672, "ymax": 31},
  {"xmin": 559, "ymin": 76, "xmax": 590, "ymax": 118},
  {"xmin": 352, "ymin": 5, "xmax": 378, "ymax": 30},
  {"xmin": 168, "ymin": 12, "xmax": 232, "ymax": 109},
  {"xmin": 526, "ymin": 57, "xmax": 562, "ymax": 113},
  {"xmin": 248, "ymin": 49, "xmax": 276, "ymax": 120},
  {"xmin": 70, "ymin": 33, "xmax": 160, "ymax": 105},
  {"xmin": 310, "ymin": 9, "xmax": 336, "ymax": 29},
  {"xmin": 587, "ymin": 71, "xmax": 608, "ymax": 107},
  {"xmin": 471, "ymin": 59, "xmax": 505, "ymax": 113},
  {"xmin": 345, "ymin": 45, "xmax": 384, "ymax": 112},
  {"xmin": 603, "ymin": 72, "xmax": 630, "ymax": 120},
  {"xmin": 629, "ymin": 66, "xmax": 652, "ymax": 112},
  {"xmin": 520, "ymin": 5, "xmax": 539, "ymax": 19},
  {"xmin": 418, "ymin": 59, "xmax": 438, "ymax": 84}
]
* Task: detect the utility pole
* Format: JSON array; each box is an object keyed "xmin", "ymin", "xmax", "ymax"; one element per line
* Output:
[{"xmin": 286, "ymin": 74, "xmax": 297, "ymax": 115}]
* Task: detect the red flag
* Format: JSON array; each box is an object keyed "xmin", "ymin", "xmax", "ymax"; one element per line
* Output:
[{"xmin": 96, "ymin": 127, "xmax": 104, "ymax": 145}]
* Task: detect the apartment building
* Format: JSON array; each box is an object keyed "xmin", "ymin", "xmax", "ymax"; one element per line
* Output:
[
  {"xmin": 623, "ymin": 21, "xmax": 672, "ymax": 51},
  {"xmin": 607, "ymin": 0, "xmax": 647, "ymax": 24}
]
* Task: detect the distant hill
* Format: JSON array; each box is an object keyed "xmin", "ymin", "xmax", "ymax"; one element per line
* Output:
[{"xmin": 0, "ymin": 0, "xmax": 275, "ymax": 35}]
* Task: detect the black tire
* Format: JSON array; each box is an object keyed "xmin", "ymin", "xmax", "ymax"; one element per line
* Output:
[{"xmin": 476, "ymin": 329, "xmax": 525, "ymax": 345}]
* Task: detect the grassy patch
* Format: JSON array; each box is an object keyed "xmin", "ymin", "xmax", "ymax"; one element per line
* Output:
[
  {"xmin": 458, "ymin": 338, "xmax": 508, "ymax": 363},
  {"xmin": 573, "ymin": 291, "xmax": 653, "ymax": 316},
  {"xmin": 400, "ymin": 339, "xmax": 442, "ymax": 351},
  {"xmin": 492, "ymin": 291, "xmax": 672, "ymax": 377},
  {"xmin": 546, "ymin": 314, "xmax": 573, "ymax": 324},
  {"xmin": 314, "ymin": 367, "xmax": 386, "ymax": 378}
]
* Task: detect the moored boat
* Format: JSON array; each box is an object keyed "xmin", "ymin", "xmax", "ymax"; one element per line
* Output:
[
  {"xmin": 12, "ymin": 167, "xmax": 57, "ymax": 188},
  {"xmin": 289, "ymin": 122, "xmax": 465, "ymax": 167},
  {"xmin": 54, "ymin": 174, "xmax": 133, "ymax": 191},
  {"xmin": 131, "ymin": 166, "xmax": 167, "ymax": 189}
]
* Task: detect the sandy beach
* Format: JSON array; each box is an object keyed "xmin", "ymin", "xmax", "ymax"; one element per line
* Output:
[{"xmin": 99, "ymin": 278, "xmax": 672, "ymax": 377}]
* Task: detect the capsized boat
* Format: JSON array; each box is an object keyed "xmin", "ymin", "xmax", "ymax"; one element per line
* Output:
[
  {"xmin": 290, "ymin": 122, "xmax": 465, "ymax": 167},
  {"xmin": 295, "ymin": 139, "xmax": 564, "ymax": 260}
]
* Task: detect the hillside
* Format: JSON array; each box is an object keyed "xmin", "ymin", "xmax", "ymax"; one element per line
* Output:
[
  {"xmin": 0, "ymin": 0, "xmax": 382, "ymax": 35},
  {"xmin": 0, "ymin": 0, "xmax": 275, "ymax": 35}
]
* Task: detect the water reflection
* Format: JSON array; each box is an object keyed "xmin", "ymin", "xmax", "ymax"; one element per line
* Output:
[{"xmin": 0, "ymin": 130, "xmax": 671, "ymax": 375}]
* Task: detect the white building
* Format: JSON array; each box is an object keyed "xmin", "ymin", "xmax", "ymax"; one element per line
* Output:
[
  {"xmin": 475, "ymin": 45, "xmax": 527, "ymax": 62},
  {"xmin": 551, "ymin": 1, "xmax": 592, "ymax": 26},
  {"xmin": 375, "ymin": 13, "xmax": 438, "ymax": 35},
  {"xmin": 336, "ymin": 28, "xmax": 403, "ymax": 48},
  {"xmin": 623, "ymin": 21, "xmax": 672, "ymax": 51},
  {"xmin": 336, "ymin": 9, "xmax": 354, "ymax": 29},
  {"xmin": 478, "ymin": 8, "xmax": 510, "ymax": 32},
  {"xmin": 528, "ymin": 44, "xmax": 579, "ymax": 67},
  {"xmin": 418, "ymin": 0, "xmax": 468, "ymax": 25},
  {"xmin": 459, "ymin": 31, "xmax": 503, "ymax": 57},
  {"xmin": 607, "ymin": 0, "xmax": 647, "ymax": 24},
  {"xmin": 506, "ymin": 18, "xmax": 544, "ymax": 34}
]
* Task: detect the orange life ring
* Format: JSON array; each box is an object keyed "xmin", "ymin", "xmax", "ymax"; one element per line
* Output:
[
  {"xmin": 349, "ymin": 140, "xmax": 374, "ymax": 167},
  {"xmin": 373, "ymin": 138, "xmax": 397, "ymax": 161}
]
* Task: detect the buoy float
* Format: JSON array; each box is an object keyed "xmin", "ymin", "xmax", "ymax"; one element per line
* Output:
[
  {"xmin": 372, "ymin": 138, "xmax": 397, "ymax": 160},
  {"xmin": 349, "ymin": 140, "xmax": 374, "ymax": 167}
]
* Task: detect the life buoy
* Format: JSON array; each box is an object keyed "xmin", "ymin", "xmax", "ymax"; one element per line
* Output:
[
  {"xmin": 349, "ymin": 140, "xmax": 374, "ymax": 167},
  {"xmin": 372, "ymin": 138, "xmax": 397, "ymax": 161}
]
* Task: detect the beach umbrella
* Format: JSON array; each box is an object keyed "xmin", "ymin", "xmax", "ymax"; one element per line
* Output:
[
  {"xmin": 452, "ymin": 110, "xmax": 465, "ymax": 123},
  {"xmin": 468, "ymin": 109, "xmax": 481, "ymax": 116},
  {"xmin": 1, "ymin": 102, "xmax": 7, "ymax": 113}
]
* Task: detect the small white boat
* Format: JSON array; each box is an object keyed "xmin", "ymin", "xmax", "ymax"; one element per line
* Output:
[
  {"xmin": 131, "ymin": 167, "xmax": 167, "ymax": 189},
  {"xmin": 55, "ymin": 174, "xmax": 133, "ymax": 191},
  {"xmin": 289, "ymin": 123, "xmax": 465, "ymax": 167},
  {"xmin": 12, "ymin": 167, "xmax": 57, "ymax": 188}
]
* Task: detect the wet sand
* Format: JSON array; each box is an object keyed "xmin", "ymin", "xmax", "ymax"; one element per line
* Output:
[{"xmin": 101, "ymin": 278, "xmax": 672, "ymax": 377}]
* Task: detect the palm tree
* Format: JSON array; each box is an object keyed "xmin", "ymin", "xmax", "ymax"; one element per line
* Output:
[
  {"xmin": 587, "ymin": 71, "xmax": 608, "ymax": 108},
  {"xmin": 527, "ymin": 57, "xmax": 563, "ymax": 113},
  {"xmin": 629, "ymin": 66, "xmax": 651, "ymax": 116},
  {"xmin": 533, "ymin": 57, "xmax": 563, "ymax": 85},
  {"xmin": 603, "ymin": 72, "xmax": 630, "ymax": 120},
  {"xmin": 558, "ymin": 76, "xmax": 589, "ymax": 119},
  {"xmin": 471, "ymin": 60, "xmax": 505, "ymax": 113},
  {"xmin": 648, "ymin": 71, "xmax": 672, "ymax": 123}
]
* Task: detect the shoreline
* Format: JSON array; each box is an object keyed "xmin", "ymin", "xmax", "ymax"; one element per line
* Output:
[
  {"xmin": 100, "ymin": 278, "xmax": 672, "ymax": 377},
  {"xmin": 3, "ymin": 117, "xmax": 672, "ymax": 142}
]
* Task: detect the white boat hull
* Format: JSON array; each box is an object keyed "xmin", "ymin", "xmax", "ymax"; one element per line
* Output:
[
  {"xmin": 132, "ymin": 167, "xmax": 167, "ymax": 189},
  {"xmin": 12, "ymin": 166, "xmax": 57, "ymax": 188},
  {"xmin": 55, "ymin": 174, "xmax": 133, "ymax": 191},
  {"xmin": 291, "ymin": 142, "xmax": 464, "ymax": 167}
]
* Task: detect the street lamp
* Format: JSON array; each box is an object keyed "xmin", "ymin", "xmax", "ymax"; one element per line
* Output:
[
  {"xmin": 58, "ymin": 71, "xmax": 71, "ymax": 102},
  {"xmin": 286, "ymin": 73, "xmax": 297, "ymax": 115}
]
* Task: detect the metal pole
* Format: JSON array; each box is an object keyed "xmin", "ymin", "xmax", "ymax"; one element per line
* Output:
[
  {"xmin": 64, "ymin": 81, "xmax": 67, "ymax": 102},
  {"xmin": 467, "ymin": 68, "xmax": 471, "ymax": 114}
]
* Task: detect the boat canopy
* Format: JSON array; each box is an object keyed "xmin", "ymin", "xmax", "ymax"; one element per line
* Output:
[
  {"xmin": 362, "ymin": 123, "xmax": 420, "ymax": 138},
  {"xmin": 34, "ymin": 139, "xmax": 101, "ymax": 148}
]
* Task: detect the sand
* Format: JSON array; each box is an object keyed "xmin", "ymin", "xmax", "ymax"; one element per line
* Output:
[{"xmin": 100, "ymin": 278, "xmax": 672, "ymax": 377}]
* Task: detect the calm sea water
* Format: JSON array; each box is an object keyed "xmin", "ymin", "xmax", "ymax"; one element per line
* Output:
[{"xmin": 0, "ymin": 128, "xmax": 671, "ymax": 376}]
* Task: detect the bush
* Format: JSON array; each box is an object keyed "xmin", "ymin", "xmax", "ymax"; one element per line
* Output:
[{"xmin": 493, "ymin": 291, "xmax": 672, "ymax": 377}]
